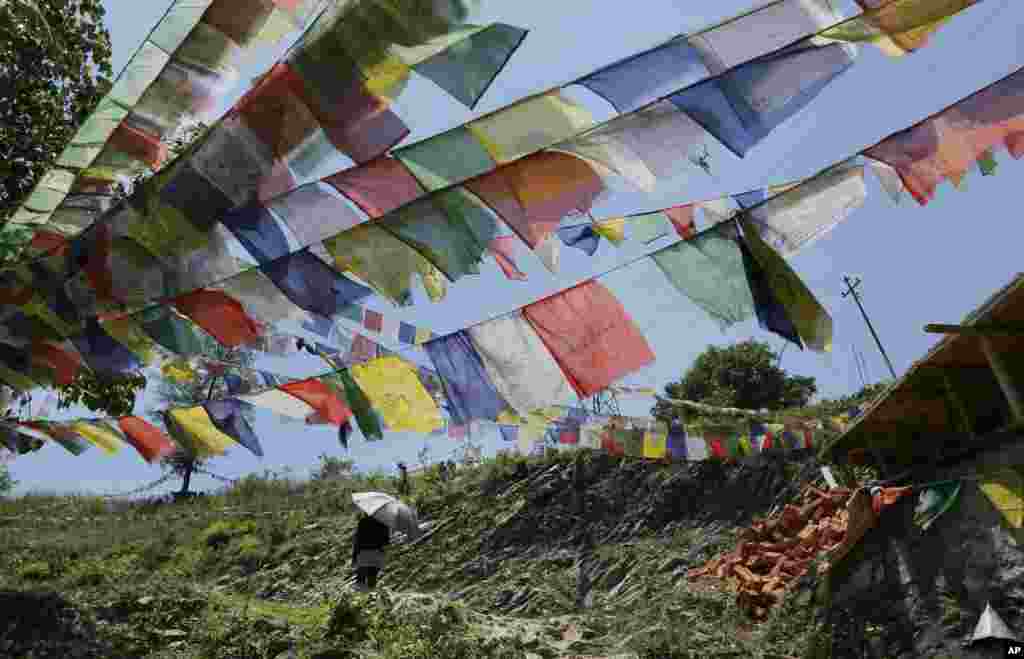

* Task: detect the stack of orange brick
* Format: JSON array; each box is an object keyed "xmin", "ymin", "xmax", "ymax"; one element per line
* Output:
[{"xmin": 688, "ymin": 486, "xmax": 853, "ymax": 620}]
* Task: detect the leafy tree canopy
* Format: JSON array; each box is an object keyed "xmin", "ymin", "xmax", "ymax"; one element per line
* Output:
[
  {"xmin": 653, "ymin": 341, "xmax": 819, "ymax": 424},
  {"xmin": 56, "ymin": 370, "xmax": 147, "ymax": 418},
  {"xmin": 1, "ymin": 0, "xmax": 114, "ymax": 225}
]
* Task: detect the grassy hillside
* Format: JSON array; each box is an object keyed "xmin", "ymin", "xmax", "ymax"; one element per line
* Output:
[{"xmin": 0, "ymin": 450, "xmax": 841, "ymax": 658}]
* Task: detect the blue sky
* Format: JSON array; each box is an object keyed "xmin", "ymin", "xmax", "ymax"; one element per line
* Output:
[{"xmin": 8, "ymin": 0, "xmax": 1024, "ymax": 495}]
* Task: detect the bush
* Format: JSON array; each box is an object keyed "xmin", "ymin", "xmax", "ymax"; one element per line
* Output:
[
  {"xmin": 15, "ymin": 560, "xmax": 52, "ymax": 581},
  {"xmin": 201, "ymin": 520, "xmax": 257, "ymax": 549}
]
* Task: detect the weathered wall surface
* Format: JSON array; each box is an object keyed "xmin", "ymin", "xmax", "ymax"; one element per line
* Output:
[{"xmin": 828, "ymin": 448, "xmax": 1024, "ymax": 658}]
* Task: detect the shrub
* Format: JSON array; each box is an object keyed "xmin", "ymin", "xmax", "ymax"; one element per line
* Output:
[
  {"xmin": 201, "ymin": 520, "xmax": 257, "ymax": 549},
  {"xmin": 16, "ymin": 560, "xmax": 52, "ymax": 581}
]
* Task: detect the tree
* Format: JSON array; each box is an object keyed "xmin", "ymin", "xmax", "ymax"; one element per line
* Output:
[
  {"xmin": 154, "ymin": 335, "xmax": 256, "ymax": 496},
  {"xmin": 55, "ymin": 370, "xmax": 147, "ymax": 417},
  {"xmin": 0, "ymin": 462, "xmax": 15, "ymax": 496},
  {"xmin": 652, "ymin": 340, "xmax": 818, "ymax": 422},
  {"xmin": 1, "ymin": 0, "xmax": 113, "ymax": 224}
]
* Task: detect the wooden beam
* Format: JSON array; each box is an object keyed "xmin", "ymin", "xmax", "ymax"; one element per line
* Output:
[
  {"xmin": 980, "ymin": 337, "xmax": 1024, "ymax": 425},
  {"xmin": 925, "ymin": 323, "xmax": 1024, "ymax": 337}
]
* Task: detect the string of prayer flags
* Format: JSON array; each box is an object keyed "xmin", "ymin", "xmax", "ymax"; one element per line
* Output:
[
  {"xmin": 0, "ymin": 0, "xmax": 984, "ymax": 346},
  {"xmin": 863, "ymin": 66, "xmax": 1024, "ymax": 205},
  {"xmin": 8, "ymin": 0, "xmax": 323, "ymax": 230},
  {"xmin": 10, "ymin": 4, "xmax": 528, "ymax": 256}
]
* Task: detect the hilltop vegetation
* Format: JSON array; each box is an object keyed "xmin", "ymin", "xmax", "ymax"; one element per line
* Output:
[{"xmin": 0, "ymin": 450, "xmax": 849, "ymax": 658}]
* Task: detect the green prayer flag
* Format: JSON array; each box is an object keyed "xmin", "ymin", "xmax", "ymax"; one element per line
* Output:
[
  {"xmin": 978, "ymin": 150, "xmax": 998, "ymax": 176},
  {"xmin": 338, "ymin": 370, "xmax": 384, "ymax": 442},
  {"xmin": 651, "ymin": 224, "xmax": 754, "ymax": 329}
]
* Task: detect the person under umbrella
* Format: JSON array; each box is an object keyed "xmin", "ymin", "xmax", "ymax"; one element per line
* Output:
[
  {"xmin": 350, "ymin": 492, "xmax": 422, "ymax": 592},
  {"xmin": 352, "ymin": 510, "xmax": 390, "ymax": 592}
]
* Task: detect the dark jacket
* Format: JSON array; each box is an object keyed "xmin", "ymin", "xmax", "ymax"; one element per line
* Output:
[{"xmin": 352, "ymin": 515, "xmax": 390, "ymax": 563}]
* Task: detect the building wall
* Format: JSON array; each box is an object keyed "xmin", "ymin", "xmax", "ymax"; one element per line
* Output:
[{"xmin": 827, "ymin": 443, "xmax": 1024, "ymax": 658}]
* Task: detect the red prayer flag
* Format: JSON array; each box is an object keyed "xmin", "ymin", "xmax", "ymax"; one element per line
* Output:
[
  {"xmin": 172, "ymin": 289, "xmax": 263, "ymax": 347},
  {"xmin": 707, "ymin": 435, "xmax": 728, "ymax": 459},
  {"xmin": 236, "ymin": 63, "xmax": 320, "ymax": 158},
  {"xmin": 107, "ymin": 123, "xmax": 169, "ymax": 169},
  {"xmin": 280, "ymin": 379, "xmax": 352, "ymax": 426},
  {"xmin": 665, "ymin": 205, "xmax": 696, "ymax": 239},
  {"xmin": 489, "ymin": 236, "xmax": 527, "ymax": 280},
  {"xmin": 559, "ymin": 429, "xmax": 579, "ymax": 445},
  {"xmin": 30, "ymin": 342, "xmax": 81, "ymax": 386},
  {"xmin": 600, "ymin": 430, "xmax": 624, "ymax": 456},
  {"xmin": 29, "ymin": 231, "xmax": 68, "ymax": 255},
  {"xmin": 864, "ymin": 68, "xmax": 1024, "ymax": 205},
  {"xmin": 325, "ymin": 156, "xmax": 425, "ymax": 218},
  {"xmin": 523, "ymin": 280, "xmax": 655, "ymax": 397},
  {"xmin": 466, "ymin": 151, "xmax": 605, "ymax": 249},
  {"xmin": 118, "ymin": 417, "xmax": 176, "ymax": 463},
  {"xmin": 363, "ymin": 309, "xmax": 384, "ymax": 333}
]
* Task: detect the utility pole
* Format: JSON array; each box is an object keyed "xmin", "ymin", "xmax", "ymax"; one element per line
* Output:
[{"xmin": 841, "ymin": 275, "xmax": 897, "ymax": 380}]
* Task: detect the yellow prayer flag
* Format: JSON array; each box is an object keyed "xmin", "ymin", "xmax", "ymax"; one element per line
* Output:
[
  {"xmin": 168, "ymin": 407, "xmax": 235, "ymax": 456},
  {"xmin": 642, "ymin": 430, "xmax": 667, "ymax": 459},
  {"xmin": 593, "ymin": 218, "xmax": 626, "ymax": 245},
  {"xmin": 162, "ymin": 360, "xmax": 196, "ymax": 383},
  {"xmin": 496, "ymin": 409, "xmax": 525, "ymax": 425},
  {"xmin": 979, "ymin": 467, "xmax": 1024, "ymax": 529},
  {"xmin": 467, "ymin": 92, "xmax": 596, "ymax": 164},
  {"xmin": 350, "ymin": 356, "xmax": 442, "ymax": 433},
  {"xmin": 71, "ymin": 421, "xmax": 123, "ymax": 455},
  {"xmin": 103, "ymin": 317, "xmax": 161, "ymax": 365},
  {"xmin": 362, "ymin": 55, "xmax": 410, "ymax": 102}
]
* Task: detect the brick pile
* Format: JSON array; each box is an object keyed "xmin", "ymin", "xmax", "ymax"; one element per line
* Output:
[{"xmin": 687, "ymin": 486, "xmax": 853, "ymax": 620}]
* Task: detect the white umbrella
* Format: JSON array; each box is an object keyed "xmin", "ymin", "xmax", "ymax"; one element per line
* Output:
[
  {"xmin": 971, "ymin": 602, "xmax": 1017, "ymax": 644},
  {"xmin": 352, "ymin": 491, "xmax": 422, "ymax": 539}
]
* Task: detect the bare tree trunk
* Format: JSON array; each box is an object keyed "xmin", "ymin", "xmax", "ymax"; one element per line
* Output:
[{"xmin": 178, "ymin": 460, "xmax": 194, "ymax": 496}]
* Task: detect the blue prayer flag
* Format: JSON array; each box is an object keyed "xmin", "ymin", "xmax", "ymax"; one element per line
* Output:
[
  {"xmin": 423, "ymin": 331, "xmax": 509, "ymax": 426},
  {"xmin": 262, "ymin": 249, "xmax": 372, "ymax": 319},
  {"xmin": 204, "ymin": 399, "xmax": 263, "ymax": 457}
]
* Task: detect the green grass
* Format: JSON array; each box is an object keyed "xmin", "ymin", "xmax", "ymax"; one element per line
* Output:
[{"xmin": 0, "ymin": 450, "xmax": 836, "ymax": 658}]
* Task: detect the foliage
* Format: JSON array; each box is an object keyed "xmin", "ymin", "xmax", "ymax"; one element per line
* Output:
[
  {"xmin": 55, "ymin": 370, "xmax": 147, "ymax": 417},
  {"xmin": 653, "ymin": 340, "xmax": 818, "ymax": 422},
  {"xmin": 156, "ymin": 335, "xmax": 257, "ymax": 494},
  {"xmin": 0, "ymin": 463, "xmax": 15, "ymax": 496},
  {"xmin": 0, "ymin": 0, "xmax": 113, "ymax": 228},
  {"xmin": 312, "ymin": 453, "xmax": 354, "ymax": 482},
  {"xmin": 0, "ymin": 450, "xmax": 852, "ymax": 658}
]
